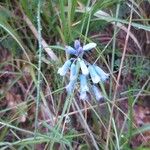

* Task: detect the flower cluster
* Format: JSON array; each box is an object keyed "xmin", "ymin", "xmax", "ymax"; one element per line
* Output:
[{"xmin": 58, "ymin": 40, "xmax": 109, "ymax": 101}]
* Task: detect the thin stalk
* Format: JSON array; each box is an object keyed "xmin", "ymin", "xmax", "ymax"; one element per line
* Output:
[
  {"xmin": 100, "ymin": 81, "xmax": 120, "ymax": 149},
  {"xmin": 106, "ymin": 2, "xmax": 134, "ymax": 149},
  {"xmin": 84, "ymin": 11, "xmax": 92, "ymax": 45},
  {"xmin": 73, "ymin": 99, "xmax": 99, "ymax": 150},
  {"xmin": 34, "ymin": 0, "xmax": 42, "ymax": 137},
  {"xmin": 49, "ymin": 95, "xmax": 73, "ymax": 149},
  {"xmin": 128, "ymin": 93, "xmax": 134, "ymax": 145},
  {"xmin": 59, "ymin": 0, "xmax": 67, "ymax": 42},
  {"xmin": 109, "ymin": 3, "xmax": 120, "ymax": 98},
  {"xmin": 80, "ymin": 0, "xmax": 91, "ymax": 38}
]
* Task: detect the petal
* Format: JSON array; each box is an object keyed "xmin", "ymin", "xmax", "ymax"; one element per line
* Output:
[
  {"xmin": 57, "ymin": 59, "xmax": 72, "ymax": 76},
  {"xmin": 65, "ymin": 79, "xmax": 76, "ymax": 94},
  {"xmin": 92, "ymin": 85, "xmax": 103, "ymax": 101},
  {"xmin": 78, "ymin": 58, "xmax": 89, "ymax": 75},
  {"xmin": 88, "ymin": 65, "xmax": 100, "ymax": 83},
  {"xmin": 77, "ymin": 47, "xmax": 83, "ymax": 55},
  {"xmin": 80, "ymin": 74, "xmax": 89, "ymax": 92},
  {"xmin": 65, "ymin": 46, "xmax": 77, "ymax": 55},
  {"xmin": 70, "ymin": 63, "xmax": 78, "ymax": 80},
  {"xmin": 80, "ymin": 91, "xmax": 88, "ymax": 101},
  {"xmin": 83, "ymin": 43, "xmax": 97, "ymax": 51},
  {"xmin": 74, "ymin": 40, "xmax": 81, "ymax": 50},
  {"xmin": 94, "ymin": 65, "xmax": 109, "ymax": 82}
]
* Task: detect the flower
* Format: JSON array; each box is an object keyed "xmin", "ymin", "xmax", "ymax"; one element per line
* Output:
[
  {"xmin": 57, "ymin": 39, "xmax": 108, "ymax": 101},
  {"xmin": 74, "ymin": 40, "xmax": 81, "ymax": 49},
  {"xmin": 70, "ymin": 63, "xmax": 78, "ymax": 80},
  {"xmin": 80, "ymin": 91, "xmax": 88, "ymax": 101},
  {"xmin": 78, "ymin": 58, "xmax": 89, "ymax": 75},
  {"xmin": 93, "ymin": 65, "xmax": 109, "ymax": 82},
  {"xmin": 80, "ymin": 74, "xmax": 89, "ymax": 92},
  {"xmin": 83, "ymin": 43, "xmax": 97, "ymax": 51},
  {"xmin": 92, "ymin": 85, "xmax": 103, "ymax": 101},
  {"xmin": 65, "ymin": 46, "xmax": 77, "ymax": 55},
  {"xmin": 77, "ymin": 46, "xmax": 83, "ymax": 55},
  {"xmin": 57, "ymin": 59, "xmax": 72, "ymax": 76},
  {"xmin": 65, "ymin": 79, "xmax": 76, "ymax": 94},
  {"xmin": 88, "ymin": 65, "xmax": 101, "ymax": 83},
  {"xmin": 79, "ymin": 74, "xmax": 89, "ymax": 101},
  {"xmin": 65, "ymin": 40, "xmax": 97, "ymax": 56}
]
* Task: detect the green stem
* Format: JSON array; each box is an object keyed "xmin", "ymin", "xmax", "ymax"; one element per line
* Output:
[
  {"xmin": 109, "ymin": 3, "xmax": 120, "ymax": 98},
  {"xmin": 34, "ymin": 0, "xmax": 42, "ymax": 137}
]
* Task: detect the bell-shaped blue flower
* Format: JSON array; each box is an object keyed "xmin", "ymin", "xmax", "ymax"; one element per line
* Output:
[
  {"xmin": 65, "ymin": 46, "xmax": 77, "ymax": 55},
  {"xmin": 78, "ymin": 58, "xmax": 89, "ymax": 75},
  {"xmin": 65, "ymin": 79, "xmax": 76, "ymax": 94},
  {"xmin": 74, "ymin": 40, "xmax": 81, "ymax": 50},
  {"xmin": 80, "ymin": 74, "xmax": 89, "ymax": 92},
  {"xmin": 80, "ymin": 91, "xmax": 88, "ymax": 101},
  {"xmin": 83, "ymin": 43, "xmax": 97, "ymax": 51},
  {"xmin": 88, "ymin": 65, "xmax": 101, "ymax": 83},
  {"xmin": 94, "ymin": 65, "xmax": 109, "ymax": 82},
  {"xmin": 70, "ymin": 63, "xmax": 78, "ymax": 80},
  {"xmin": 92, "ymin": 85, "xmax": 103, "ymax": 101},
  {"xmin": 57, "ymin": 39, "xmax": 109, "ymax": 101},
  {"xmin": 57, "ymin": 59, "xmax": 72, "ymax": 76}
]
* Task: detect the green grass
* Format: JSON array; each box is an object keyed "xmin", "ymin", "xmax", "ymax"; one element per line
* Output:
[{"xmin": 0, "ymin": 0, "xmax": 150, "ymax": 149}]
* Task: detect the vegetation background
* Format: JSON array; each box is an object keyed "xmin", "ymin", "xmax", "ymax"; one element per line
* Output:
[{"xmin": 0, "ymin": 0, "xmax": 150, "ymax": 149}]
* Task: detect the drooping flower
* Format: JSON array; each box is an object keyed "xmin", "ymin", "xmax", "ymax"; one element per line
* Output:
[
  {"xmin": 80, "ymin": 74, "xmax": 89, "ymax": 92},
  {"xmin": 92, "ymin": 85, "xmax": 103, "ymax": 101},
  {"xmin": 65, "ymin": 79, "xmax": 76, "ymax": 94},
  {"xmin": 57, "ymin": 59, "xmax": 72, "ymax": 76},
  {"xmin": 70, "ymin": 63, "xmax": 78, "ymax": 80},
  {"xmin": 88, "ymin": 65, "xmax": 101, "ymax": 83},
  {"xmin": 93, "ymin": 65, "xmax": 109, "ymax": 82},
  {"xmin": 80, "ymin": 91, "xmax": 88, "ymax": 101},
  {"xmin": 79, "ymin": 74, "xmax": 89, "ymax": 100},
  {"xmin": 65, "ymin": 46, "xmax": 77, "ymax": 55},
  {"xmin": 83, "ymin": 43, "xmax": 97, "ymax": 51},
  {"xmin": 78, "ymin": 58, "xmax": 89, "ymax": 75}
]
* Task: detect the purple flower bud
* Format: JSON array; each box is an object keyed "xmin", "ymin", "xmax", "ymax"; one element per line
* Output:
[
  {"xmin": 93, "ymin": 65, "xmax": 109, "ymax": 82},
  {"xmin": 88, "ymin": 65, "xmax": 100, "ymax": 83},
  {"xmin": 83, "ymin": 43, "xmax": 97, "ymax": 51},
  {"xmin": 77, "ymin": 47, "xmax": 83, "ymax": 55},
  {"xmin": 65, "ymin": 46, "xmax": 77, "ymax": 55},
  {"xmin": 57, "ymin": 59, "xmax": 72, "ymax": 76},
  {"xmin": 74, "ymin": 40, "xmax": 81, "ymax": 50},
  {"xmin": 70, "ymin": 63, "xmax": 78, "ymax": 80},
  {"xmin": 65, "ymin": 79, "xmax": 76, "ymax": 94},
  {"xmin": 80, "ymin": 91, "xmax": 88, "ymax": 101},
  {"xmin": 80, "ymin": 74, "xmax": 89, "ymax": 92},
  {"xmin": 78, "ymin": 58, "xmax": 89, "ymax": 75},
  {"xmin": 92, "ymin": 85, "xmax": 103, "ymax": 101}
]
